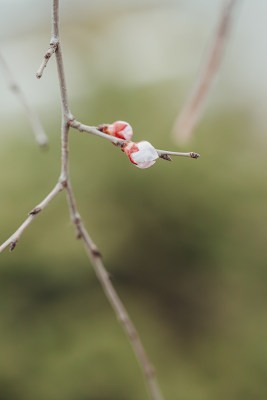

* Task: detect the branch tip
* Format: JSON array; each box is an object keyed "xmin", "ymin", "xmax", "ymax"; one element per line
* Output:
[
  {"xmin": 0, "ymin": 52, "xmax": 48, "ymax": 147},
  {"xmin": 36, "ymin": 42, "xmax": 59, "ymax": 80},
  {"xmin": 190, "ymin": 152, "xmax": 200, "ymax": 159},
  {"xmin": 40, "ymin": 142, "xmax": 49, "ymax": 150}
]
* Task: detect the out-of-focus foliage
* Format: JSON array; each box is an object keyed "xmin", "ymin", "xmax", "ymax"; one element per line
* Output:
[
  {"xmin": 1, "ymin": 2, "xmax": 267, "ymax": 400},
  {"xmin": 1, "ymin": 81, "xmax": 267, "ymax": 400}
]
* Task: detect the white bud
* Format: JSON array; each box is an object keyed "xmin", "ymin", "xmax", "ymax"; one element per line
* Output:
[{"xmin": 124, "ymin": 141, "xmax": 158, "ymax": 169}]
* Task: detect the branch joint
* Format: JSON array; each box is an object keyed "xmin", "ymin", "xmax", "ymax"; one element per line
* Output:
[
  {"xmin": 50, "ymin": 38, "xmax": 59, "ymax": 47},
  {"xmin": 58, "ymin": 175, "xmax": 68, "ymax": 188}
]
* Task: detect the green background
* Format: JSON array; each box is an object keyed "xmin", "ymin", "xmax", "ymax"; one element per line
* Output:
[{"xmin": 1, "ymin": 3, "xmax": 267, "ymax": 400}]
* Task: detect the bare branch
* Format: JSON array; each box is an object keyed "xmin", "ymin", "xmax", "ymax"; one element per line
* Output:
[
  {"xmin": 36, "ymin": 0, "xmax": 61, "ymax": 79},
  {"xmin": 157, "ymin": 150, "xmax": 200, "ymax": 159},
  {"xmin": 69, "ymin": 118, "xmax": 200, "ymax": 161},
  {"xmin": 64, "ymin": 182, "xmax": 164, "ymax": 400},
  {"xmin": 80, "ymin": 223, "xmax": 164, "ymax": 400},
  {"xmin": 36, "ymin": 42, "xmax": 58, "ymax": 79},
  {"xmin": 172, "ymin": 0, "xmax": 238, "ymax": 143},
  {"xmin": 0, "ymin": 52, "xmax": 48, "ymax": 147},
  {"xmin": 0, "ymin": 182, "xmax": 63, "ymax": 254},
  {"xmin": 69, "ymin": 119, "xmax": 125, "ymax": 145},
  {"xmin": 51, "ymin": 1, "xmax": 165, "ymax": 399}
]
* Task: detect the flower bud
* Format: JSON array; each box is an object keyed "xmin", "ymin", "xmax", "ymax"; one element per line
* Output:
[
  {"xmin": 123, "ymin": 141, "xmax": 159, "ymax": 169},
  {"xmin": 102, "ymin": 121, "xmax": 133, "ymax": 141}
]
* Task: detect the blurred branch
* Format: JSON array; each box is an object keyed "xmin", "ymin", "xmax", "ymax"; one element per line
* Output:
[
  {"xmin": 0, "ymin": 182, "xmax": 63, "ymax": 253},
  {"xmin": 172, "ymin": 0, "xmax": 239, "ymax": 143},
  {"xmin": 0, "ymin": 52, "xmax": 48, "ymax": 147}
]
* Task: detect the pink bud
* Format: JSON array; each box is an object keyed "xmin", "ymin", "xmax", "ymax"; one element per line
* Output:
[
  {"xmin": 104, "ymin": 121, "xmax": 133, "ymax": 141},
  {"xmin": 123, "ymin": 141, "xmax": 159, "ymax": 169}
]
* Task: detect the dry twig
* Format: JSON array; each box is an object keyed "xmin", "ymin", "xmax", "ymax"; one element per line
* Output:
[
  {"xmin": 36, "ymin": 42, "xmax": 58, "ymax": 79},
  {"xmin": 0, "ymin": 182, "xmax": 63, "ymax": 253},
  {"xmin": 0, "ymin": 52, "xmax": 48, "ymax": 147},
  {"xmin": 172, "ymin": 0, "xmax": 238, "ymax": 143}
]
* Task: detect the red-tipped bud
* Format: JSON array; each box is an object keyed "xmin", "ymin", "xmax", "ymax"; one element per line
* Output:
[
  {"xmin": 123, "ymin": 141, "xmax": 159, "ymax": 169},
  {"xmin": 102, "ymin": 121, "xmax": 133, "ymax": 141}
]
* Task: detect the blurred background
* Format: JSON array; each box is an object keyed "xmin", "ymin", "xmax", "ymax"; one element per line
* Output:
[{"xmin": 1, "ymin": 1, "xmax": 267, "ymax": 399}]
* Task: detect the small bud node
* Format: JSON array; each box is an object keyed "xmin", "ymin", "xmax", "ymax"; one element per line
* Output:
[
  {"xmin": 92, "ymin": 247, "xmax": 102, "ymax": 257},
  {"xmin": 190, "ymin": 152, "xmax": 200, "ymax": 159},
  {"xmin": 29, "ymin": 207, "xmax": 41, "ymax": 215},
  {"xmin": 159, "ymin": 154, "xmax": 172, "ymax": 161},
  {"xmin": 9, "ymin": 240, "xmax": 17, "ymax": 252}
]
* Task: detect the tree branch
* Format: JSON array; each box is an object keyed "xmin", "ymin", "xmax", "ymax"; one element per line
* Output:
[
  {"xmin": 36, "ymin": 0, "xmax": 61, "ymax": 79},
  {"xmin": 157, "ymin": 150, "xmax": 200, "ymax": 160},
  {"xmin": 0, "ymin": 182, "xmax": 63, "ymax": 253},
  {"xmin": 69, "ymin": 119, "xmax": 124, "ymax": 145},
  {"xmin": 68, "ymin": 118, "xmax": 200, "ymax": 161},
  {"xmin": 80, "ymin": 226, "xmax": 164, "ymax": 400},
  {"xmin": 36, "ymin": 43, "xmax": 58, "ymax": 79},
  {"xmin": 0, "ymin": 2, "xmax": 202, "ymax": 398},
  {"xmin": 172, "ymin": 0, "xmax": 238, "ymax": 143},
  {"xmin": 0, "ymin": 52, "xmax": 48, "ymax": 147},
  {"xmin": 51, "ymin": 1, "xmax": 165, "ymax": 399}
]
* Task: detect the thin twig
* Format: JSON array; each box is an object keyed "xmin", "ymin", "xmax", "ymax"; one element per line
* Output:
[
  {"xmin": 0, "ymin": 182, "xmax": 63, "ymax": 253},
  {"xmin": 157, "ymin": 150, "xmax": 200, "ymax": 160},
  {"xmin": 65, "ymin": 181, "xmax": 164, "ymax": 400},
  {"xmin": 0, "ymin": 52, "xmax": 48, "ymax": 147},
  {"xmin": 64, "ymin": 185, "xmax": 164, "ymax": 400},
  {"xmin": 36, "ymin": 42, "xmax": 58, "ymax": 79},
  {"xmin": 69, "ymin": 118, "xmax": 200, "ymax": 161},
  {"xmin": 51, "ymin": 1, "xmax": 164, "ymax": 399},
  {"xmin": 172, "ymin": 0, "xmax": 238, "ymax": 143},
  {"xmin": 80, "ymin": 226, "xmax": 164, "ymax": 400},
  {"xmin": 69, "ymin": 119, "xmax": 124, "ymax": 145},
  {"xmin": 36, "ymin": 0, "xmax": 60, "ymax": 79}
]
